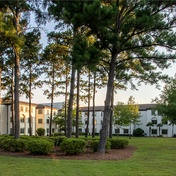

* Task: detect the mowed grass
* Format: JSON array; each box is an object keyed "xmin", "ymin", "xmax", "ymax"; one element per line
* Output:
[{"xmin": 0, "ymin": 137, "xmax": 176, "ymax": 176}]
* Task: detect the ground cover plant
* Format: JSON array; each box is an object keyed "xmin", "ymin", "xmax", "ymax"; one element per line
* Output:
[{"xmin": 0, "ymin": 137, "xmax": 175, "ymax": 176}]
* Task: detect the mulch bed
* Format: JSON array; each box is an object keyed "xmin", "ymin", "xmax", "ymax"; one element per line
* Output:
[{"xmin": 0, "ymin": 145, "xmax": 136, "ymax": 160}]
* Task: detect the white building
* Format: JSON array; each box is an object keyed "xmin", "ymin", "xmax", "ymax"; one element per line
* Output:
[
  {"xmin": 0, "ymin": 102, "xmax": 175, "ymax": 137},
  {"xmin": 80, "ymin": 104, "xmax": 175, "ymax": 137}
]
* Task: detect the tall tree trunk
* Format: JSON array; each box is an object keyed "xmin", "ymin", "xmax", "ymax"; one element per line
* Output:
[
  {"xmin": 67, "ymin": 65, "xmax": 76, "ymax": 138},
  {"xmin": 75, "ymin": 69, "xmax": 80, "ymax": 138},
  {"xmin": 11, "ymin": 68, "xmax": 15, "ymax": 136},
  {"xmin": 14, "ymin": 47, "xmax": 20, "ymax": 139},
  {"xmin": 64, "ymin": 65, "xmax": 69, "ymax": 136},
  {"xmin": 98, "ymin": 52, "xmax": 117, "ymax": 153},
  {"xmin": 86, "ymin": 71, "xmax": 91, "ymax": 138},
  {"xmin": 92, "ymin": 72, "xmax": 96, "ymax": 138},
  {"xmin": 109, "ymin": 84, "xmax": 114, "ymax": 138},
  {"xmin": 13, "ymin": 9, "xmax": 21, "ymax": 139},
  {"xmin": 49, "ymin": 64, "xmax": 55, "ymax": 136},
  {"xmin": 29, "ymin": 64, "xmax": 32, "ymax": 136}
]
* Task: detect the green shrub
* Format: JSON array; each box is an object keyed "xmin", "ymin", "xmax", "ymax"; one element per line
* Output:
[
  {"xmin": 28, "ymin": 139, "xmax": 54, "ymax": 155},
  {"xmin": 53, "ymin": 132, "xmax": 64, "ymax": 136},
  {"xmin": 36, "ymin": 128, "xmax": 45, "ymax": 136},
  {"xmin": 0, "ymin": 135, "xmax": 13, "ymax": 148},
  {"xmin": 90, "ymin": 140, "xmax": 111, "ymax": 152},
  {"xmin": 108, "ymin": 139, "xmax": 129, "ymax": 149},
  {"xmin": 51, "ymin": 136, "xmax": 66, "ymax": 146},
  {"xmin": 133, "ymin": 128, "xmax": 144, "ymax": 137},
  {"xmin": 1, "ymin": 139, "xmax": 28, "ymax": 152},
  {"xmin": 60, "ymin": 138, "xmax": 86, "ymax": 154}
]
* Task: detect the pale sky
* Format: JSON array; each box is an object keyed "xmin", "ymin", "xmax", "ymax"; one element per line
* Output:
[
  {"xmin": 19, "ymin": 15, "xmax": 176, "ymax": 106},
  {"xmin": 20, "ymin": 62, "xmax": 176, "ymax": 106}
]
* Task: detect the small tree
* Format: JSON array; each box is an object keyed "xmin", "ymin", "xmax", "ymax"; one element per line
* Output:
[
  {"xmin": 154, "ymin": 75, "xmax": 176, "ymax": 128},
  {"xmin": 36, "ymin": 128, "xmax": 45, "ymax": 136},
  {"xmin": 113, "ymin": 96, "xmax": 141, "ymax": 138}
]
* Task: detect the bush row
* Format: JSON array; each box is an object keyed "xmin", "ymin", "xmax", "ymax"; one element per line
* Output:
[{"xmin": 0, "ymin": 135, "xmax": 129, "ymax": 155}]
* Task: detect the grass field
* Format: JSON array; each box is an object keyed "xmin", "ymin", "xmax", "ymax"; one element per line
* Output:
[{"xmin": 0, "ymin": 137, "xmax": 175, "ymax": 176}]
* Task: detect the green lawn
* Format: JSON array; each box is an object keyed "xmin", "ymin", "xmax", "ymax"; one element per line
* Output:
[{"xmin": 0, "ymin": 137, "xmax": 176, "ymax": 176}]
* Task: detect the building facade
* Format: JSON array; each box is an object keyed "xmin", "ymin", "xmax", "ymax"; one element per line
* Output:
[
  {"xmin": 0, "ymin": 102, "xmax": 175, "ymax": 137},
  {"xmin": 80, "ymin": 104, "xmax": 175, "ymax": 137}
]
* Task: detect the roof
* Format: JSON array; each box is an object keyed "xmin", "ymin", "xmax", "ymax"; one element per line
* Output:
[
  {"xmin": 80, "ymin": 104, "xmax": 156, "ymax": 112},
  {"xmin": 42, "ymin": 102, "xmax": 63, "ymax": 110}
]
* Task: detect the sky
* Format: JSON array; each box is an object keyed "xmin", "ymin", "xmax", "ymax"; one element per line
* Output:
[{"xmin": 19, "ymin": 14, "xmax": 176, "ymax": 106}]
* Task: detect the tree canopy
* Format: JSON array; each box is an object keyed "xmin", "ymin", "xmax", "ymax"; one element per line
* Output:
[{"xmin": 154, "ymin": 75, "xmax": 176, "ymax": 125}]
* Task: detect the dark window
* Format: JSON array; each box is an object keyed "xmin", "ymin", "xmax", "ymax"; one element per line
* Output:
[
  {"xmin": 85, "ymin": 118, "xmax": 88, "ymax": 124},
  {"xmin": 38, "ymin": 119, "xmax": 42, "ymax": 124},
  {"xmin": 162, "ymin": 129, "xmax": 168, "ymax": 135},
  {"xmin": 28, "ymin": 128, "xmax": 32, "ymax": 133},
  {"xmin": 115, "ymin": 128, "xmax": 120, "ymax": 134},
  {"xmin": 124, "ymin": 129, "xmax": 129, "ymax": 134},
  {"xmin": 52, "ymin": 128, "xmax": 54, "ymax": 133},
  {"xmin": 20, "ymin": 128, "xmax": 25, "ymax": 134},
  {"xmin": 152, "ymin": 129, "xmax": 157, "ymax": 135},
  {"xmin": 152, "ymin": 117, "xmax": 157, "ymax": 124},
  {"xmin": 46, "ymin": 119, "xmax": 49, "ymax": 124}
]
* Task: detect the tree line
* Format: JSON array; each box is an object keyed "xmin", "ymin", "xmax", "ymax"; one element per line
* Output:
[{"xmin": 0, "ymin": 0, "xmax": 176, "ymax": 153}]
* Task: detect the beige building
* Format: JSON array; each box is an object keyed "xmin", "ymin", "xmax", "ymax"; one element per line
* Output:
[
  {"xmin": 36, "ymin": 104, "xmax": 59, "ymax": 135},
  {"xmin": 0, "ymin": 101, "xmax": 59, "ymax": 136}
]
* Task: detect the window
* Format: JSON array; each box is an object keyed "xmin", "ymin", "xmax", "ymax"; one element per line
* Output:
[
  {"xmin": 20, "ymin": 106, "xmax": 24, "ymax": 112},
  {"xmin": 47, "ymin": 110, "xmax": 49, "ymax": 115},
  {"xmin": 85, "ymin": 118, "xmax": 88, "ymax": 124},
  {"xmin": 115, "ymin": 128, "xmax": 120, "ymax": 134},
  {"xmin": 162, "ymin": 129, "xmax": 168, "ymax": 135},
  {"xmin": 38, "ymin": 109, "xmax": 42, "ymax": 114},
  {"xmin": 101, "ymin": 111, "xmax": 103, "ymax": 117},
  {"xmin": 85, "ymin": 112, "xmax": 88, "ymax": 116},
  {"xmin": 28, "ymin": 128, "xmax": 32, "ymax": 133},
  {"xmin": 151, "ymin": 109, "xmax": 156, "ymax": 115},
  {"xmin": 25, "ymin": 107, "xmax": 28, "ymax": 112},
  {"xmin": 124, "ymin": 129, "xmax": 129, "ymax": 134},
  {"xmin": 38, "ymin": 119, "xmax": 43, "ymax": 124},
  {"xmin": 52, "ymin": 128, "xmax": 55, "ymax": 133},
  {"xmin": 20, "ymin": 128, "xmax": 25, "ymax": 134},
  {"xmin": 47, "ymin": 128, "xmax": 49, "ymax": 133},
  {"xmin": 10, "ymin": 117, "xmax": 13, "ymax": 122},
  {"xmin": 46, "ymin": 119, "xmax": 49, "ymax": 124},
  {"xmin": 152, "ymin": 117, "xmax": 157, "ymax": 124},
  {"xmin": 152, "ymin": 129, "xmax": 157, "ymax": 135},
  {"xmin": 20, "ymin": 117, "xmax": 25, "ymax": 123}
]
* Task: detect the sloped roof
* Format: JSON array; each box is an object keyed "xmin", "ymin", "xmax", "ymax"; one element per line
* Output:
[{"xmin": 80, "ymin": 104, "xmax": 156, "ymax": 112}]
